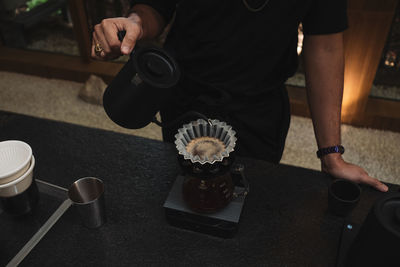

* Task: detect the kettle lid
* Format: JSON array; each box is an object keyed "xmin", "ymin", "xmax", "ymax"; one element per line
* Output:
[{"xmin": 133, "ymin": 46, "xmax": 180, "ymax": 88}]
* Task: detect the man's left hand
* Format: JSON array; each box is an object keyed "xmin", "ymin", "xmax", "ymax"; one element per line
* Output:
[{"xmin": 321, "ymin": 153, "xmax": 388, "ymax": 192}]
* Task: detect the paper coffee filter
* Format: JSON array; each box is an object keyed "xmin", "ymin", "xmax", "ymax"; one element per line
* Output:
[
  {"xmin": 0, "ymin": 140, "xmax": 32, "ymax": 183},
  {"xmin": 175, "ymin": 119, "xmax": 237, "ymax": 164}
]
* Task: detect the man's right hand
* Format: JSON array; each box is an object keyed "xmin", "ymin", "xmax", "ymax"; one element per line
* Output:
[{"xmin": 91, "ymin": 13, "xmax": 143, "ymax": 60}]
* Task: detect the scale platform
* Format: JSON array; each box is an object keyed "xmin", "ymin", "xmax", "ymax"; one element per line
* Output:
[{"xmin": 163, "ymin": 175, "xmax": 247, "ymax": 238}]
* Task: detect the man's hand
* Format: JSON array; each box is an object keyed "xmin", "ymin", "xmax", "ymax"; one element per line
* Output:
[
  {"xmin": 91, "ymin": 14, "xmax": 143, "ymax": 60},
  {"xmin": 321, "ymin": 153, "xmax": 388, "ymax": 192},
  {"xmin": 91, "ymin": 4, "xmax": 166, "ymax": 61}
]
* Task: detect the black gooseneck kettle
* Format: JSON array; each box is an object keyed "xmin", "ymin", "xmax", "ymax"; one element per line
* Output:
[{"xmin": 103, "ymin": 32, "xmax": 181, "ymax": 129}]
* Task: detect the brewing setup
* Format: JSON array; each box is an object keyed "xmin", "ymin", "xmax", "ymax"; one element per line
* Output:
[
  {"xmin": 103, "ymin": 38, "xmax": 250, "ymax": 237},
  {"xmin": 165, "ymin": 119, "xmax": 249, "ymax": 238},
  {"xmin": 102, "ymin": 38, "xmax": 400, "ymax": 263}
]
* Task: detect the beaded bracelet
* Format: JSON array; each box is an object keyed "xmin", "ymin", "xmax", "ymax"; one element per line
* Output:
[{"xmin": 316, "ymin": 145, "xmax": 345, "ymax": 158}]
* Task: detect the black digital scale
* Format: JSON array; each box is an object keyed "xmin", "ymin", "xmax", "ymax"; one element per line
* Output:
[{"xmin": 163, "ymin": 170, "xmax": 248, "ymax": 238}]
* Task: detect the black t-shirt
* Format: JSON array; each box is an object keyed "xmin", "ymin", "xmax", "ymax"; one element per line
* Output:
[{"xmin": 131, "ymin": 0, "xmax": 347, "ymax": 97}]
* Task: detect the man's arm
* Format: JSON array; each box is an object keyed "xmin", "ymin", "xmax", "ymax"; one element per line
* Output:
[
  {"xmin": 91, "ymin": 4, "xmax": 166, "ymax": 60},
  {"xmin": 302, "ymin": 32, "xmax": 388, "ymax": 192}
]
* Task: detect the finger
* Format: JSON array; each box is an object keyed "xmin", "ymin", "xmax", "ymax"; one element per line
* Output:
[
  {"xmin": 120, "ymin": 22, "xmax": 142, "ymax": 55},
  {"xmin": 91, "ymin": 34, "xmax": 105, "ymax": 60},
  {"xmin": 91, "ymin": 35, "xmax": 96, "ymax": 59},
  {"xmin": 102, "ymin": 20, "xmax": 122, "ymax": 54},
  {"xmin": 361, "ymin": 175, "xmax": 388, "ymax": 192},
  {"xmin": 94, "ymin": 26, "xmax": 111, "ymax": 57}
]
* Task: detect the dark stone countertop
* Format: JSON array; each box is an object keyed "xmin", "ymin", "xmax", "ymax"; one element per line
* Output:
[{"xmin": 0, "ymin": 111, "xmax": 397, "ymax": 267}]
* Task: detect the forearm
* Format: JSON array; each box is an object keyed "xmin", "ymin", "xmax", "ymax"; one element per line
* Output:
[
  {"xmin": 130, "ymin": 4, "xmax": 166, "ymax": 40},
  {"xmin": 303, "ymin": 33, "xmax": 344, "ymax": 150},
  {"xmin": 301, "ymin": 33, "xmax": 388, "ymax": 192}
]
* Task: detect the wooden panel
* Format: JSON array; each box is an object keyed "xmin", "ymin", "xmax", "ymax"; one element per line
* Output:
[
  {"xmin": 348, "ymin": 0, "xmax": 398, "ymax": 12},
  {"xmin": 345, "ymin": 97, "xmax": 400, "ymax": 132},
  {"xmin": 286, "ymin": 85, "xmax": 310, "ymax": 117},
  {"xmin": 0, "ymin": 46, "xmax": 122, "ymax": 83},
  {"xmin": 287, "ymin": 85, "xmax": 400, "ymax": 132},
  {"xmin": 68, "ymin": 0, "xmax": 92, "ymax": 62},
  {"xmin": 351, "ymin": 112, "xmax": 400, "ymax": 132},
  {"xmin": 366, "ymin": 97, "xmax": 400, "ymax": 119},
  {"xmin": 342, "ymin": 8, "xmax": 396, "ymax": 124}
]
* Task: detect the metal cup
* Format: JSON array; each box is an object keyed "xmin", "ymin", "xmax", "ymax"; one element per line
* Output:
[{"xmin": 68, "ymin": 177, "xmax": 106, "ymax": 228}]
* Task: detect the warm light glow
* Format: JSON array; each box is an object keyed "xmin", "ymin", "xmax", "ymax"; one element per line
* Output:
[
  {"xmin": 297, "ymin": 24, "xmax": 304, "ymax": 55},
  {"xmin": 341, "ymin": 54, "xmax": 364, "ymax": 120}
]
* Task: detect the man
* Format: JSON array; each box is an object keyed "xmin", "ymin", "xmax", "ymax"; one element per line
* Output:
[{"xmin": 91, "ymin": 0, "xmax": 388, "ymax": 192}]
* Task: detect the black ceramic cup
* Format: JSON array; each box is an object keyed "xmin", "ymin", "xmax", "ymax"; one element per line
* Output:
[{"xmin": 328, "ymin": 179, "xmax": 361, "ymax": 217}]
